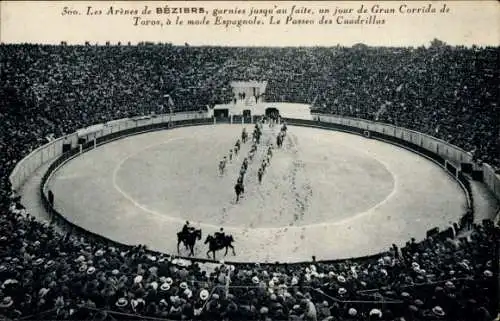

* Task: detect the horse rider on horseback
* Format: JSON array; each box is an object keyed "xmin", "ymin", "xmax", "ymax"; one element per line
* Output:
[
  {"xmin": 214, "ymin": 228, "xmax": 225, "ymax": 247},
  {"xmin": 182, "ymin": 221, "xmax": 194, "ymax": 235}
]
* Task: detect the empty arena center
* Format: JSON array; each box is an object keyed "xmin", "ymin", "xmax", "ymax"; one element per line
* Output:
[{"xmin": 1, "ymin": 42, "xmax": 499, "ymax": 321}]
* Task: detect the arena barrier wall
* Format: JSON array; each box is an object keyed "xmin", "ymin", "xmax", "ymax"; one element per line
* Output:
[
  {"xmin": 8, "ymin": 112, "xmax": 209, "ymax": 192},
  {"xmin": 9, "ymin": 111, "xmax": 497, "ymax": 265},
  {"xmin": 309, "ymin": 113, "xmax": 500, "ymax": 201}
]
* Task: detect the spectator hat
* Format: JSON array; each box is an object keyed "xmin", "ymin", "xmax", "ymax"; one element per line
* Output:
[
  {"xmin": 432, "ymin": 306, "xmax": 445, "ymax": 316},
  {"xmin": 166, "ymin": 277, "xmax": 173, "ymax": 285},
  {"xmin": 149, "ymin": 282, "xmax": 158, "ymax": 291},
  {"xmin": 39, "ymin": 288, "xmax": 50, "ymax": 297},
  {"xmin": 134, "ymin": 275, "xmax": 143, "ymax": 284},
  {"xmin": 33, "ymin": 258, "xmax": 44, "ymax": 266},
  {"xmin": 348, "ymin": 307, "xmax": 357, "ymax": 316},
  {"xmin": 199, "ymin": 289, "xmax": 209, "ymax": 300},
  {"xmin": 338, "ymin": 287, "xmax": 347, "ymax": 295},
  {"xmin": 370, "ymin": 308, "xmax": 383, "ymax": 317},
  {"xmin": 180, "ymin": 282, "xmax": 188, "ymax": 289},
  {"xmin": 337, "ymin": 275, "xmax": 346, "ymax": 283},
  {"xmin": 115, "ymin": 298, "xmax": 128, "ymax": 308},
  {"xmin": 87, "ymin": 267, "xmax": 96, "ymax": 275},
  {"xmin": 159, "ymin": 283, "xmax": 170, "ymax": 291},
  {"xmin": 252, "ymin": 276, "xmax": 259, "ymax": 284},
  {"xmin": 0, "ymin": 297, "xmax": 13, "ymax": 308},
  {"xmin": 2, "ymin": 279, "xmax": 18, "ymax": 288},
  {"xmin": 111, "ymin": 269, "xmax": 119, "ymax": 276},
  {"xmin": 484, "ymin": 270, "xmax": 493, "ymax": 277},
  {"xmin": 44, "ymin": 260, "xmax": 55, "ymax": 268}
]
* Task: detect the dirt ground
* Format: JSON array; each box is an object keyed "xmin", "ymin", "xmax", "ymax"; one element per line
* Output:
[{"xmin": 47, "ymin": 124, "xmax": 465, "ymax": 263}]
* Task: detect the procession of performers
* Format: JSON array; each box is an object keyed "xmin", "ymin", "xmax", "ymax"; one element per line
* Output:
[
  {"xmin": 197, "ymin": 117, "xmax": 287, "ymax": 258},
  {"xmin": 218, "ymin": 118, "xmax": 287, "ymax": 198}
]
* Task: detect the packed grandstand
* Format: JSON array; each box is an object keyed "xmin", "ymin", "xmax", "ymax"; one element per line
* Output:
[{"xmin": 0, "ymin": 43, "xmax": 499, "ymax": 320}]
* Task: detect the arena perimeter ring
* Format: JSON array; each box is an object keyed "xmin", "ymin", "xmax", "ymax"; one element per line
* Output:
[{"xmin": 45, "ymin": 123, "xmax": 466, "ymax": 263}]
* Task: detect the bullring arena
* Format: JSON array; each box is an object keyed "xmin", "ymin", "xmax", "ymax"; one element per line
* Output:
[
  {"xmin": 42, "ymin": 103, "xmax": 466, "ymax": 263},
  {"xmin": 4, "ymin": 43, "xmax": 499, "ymax": 320}
]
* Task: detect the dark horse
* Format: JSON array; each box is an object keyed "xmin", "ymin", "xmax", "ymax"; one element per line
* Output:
[
  {"xmin": 235, "ymin": 182, "xmax": 244, "ymax": 202},
  {"xmin": 205, "ymin": 234, "xmax": 236, "ymax": 260},
  {"xmin": 177, "ymin": 229, "xmax": 202, "ymax": 256}
]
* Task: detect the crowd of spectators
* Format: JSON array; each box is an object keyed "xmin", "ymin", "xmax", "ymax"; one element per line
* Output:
[{"xmin": 0, "ymin": 43, "xmax": 498, "ymax": 320}]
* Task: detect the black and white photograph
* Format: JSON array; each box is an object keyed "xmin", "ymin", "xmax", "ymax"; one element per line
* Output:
[{"xmin": 0, "ymin": 1, "xmax": 499, "ymax": 320}]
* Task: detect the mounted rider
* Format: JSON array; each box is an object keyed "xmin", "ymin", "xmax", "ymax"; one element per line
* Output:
[
  {"xmin": 214, "ymin": 228, "xmax": 225, "ymax": 247},
  {"xmin": 182, "ymin": 221, "xmax": 195, "ymax": 235}
]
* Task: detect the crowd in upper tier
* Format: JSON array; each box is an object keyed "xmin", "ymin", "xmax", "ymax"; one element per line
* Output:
[
  {"xmin": 1, "ymin": 43, "xmax": 498, "ymax": 168},
  {"xmin": 0, "ymin": 43, "xmax": 498, "ymax": 320}
]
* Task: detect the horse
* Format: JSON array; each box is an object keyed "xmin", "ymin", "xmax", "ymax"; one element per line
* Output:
[
  {"xmin": 235, "ymin": 182, "xmax": 244, "ymax": 202},
  {"xmin": 205, "ymin": 234, "xmax": 236, "ymax": 260},
  {"xmin": 177, "ymin": 228, "xmax": 202, "ymax": 256}
]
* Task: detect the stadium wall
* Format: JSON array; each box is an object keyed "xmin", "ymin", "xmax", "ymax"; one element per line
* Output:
[
  {"xmin": 309, "ymin": 113, "xmax": 500, "ymax": 201},
  {"xmin": 8, "ymin": 112, "xmax": 209, "ymax": 192}
]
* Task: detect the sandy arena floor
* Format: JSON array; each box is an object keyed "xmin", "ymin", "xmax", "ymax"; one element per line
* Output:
[{"xmin": 47, "ymin": 124, "xmax": 466, "ymax": 262}]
